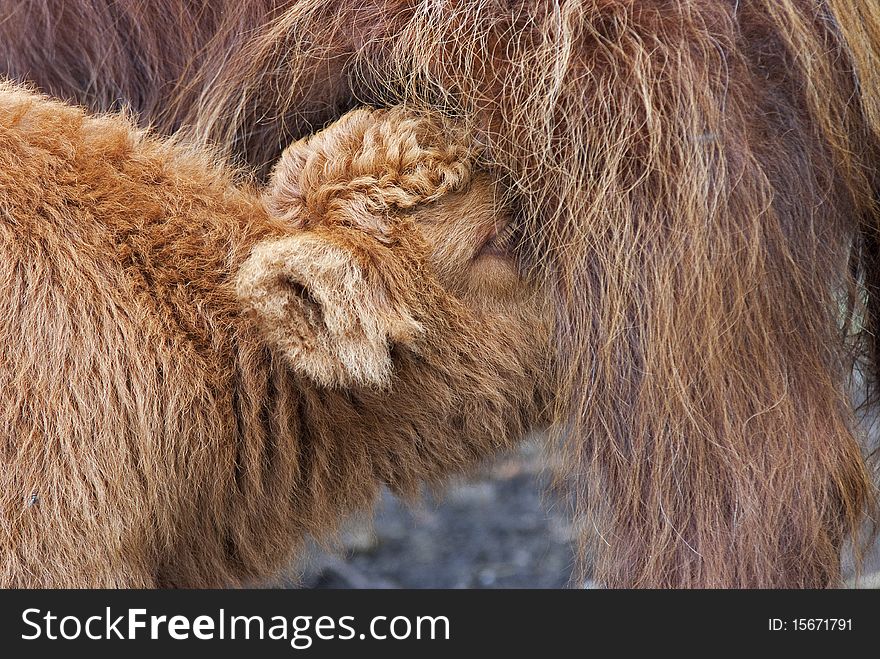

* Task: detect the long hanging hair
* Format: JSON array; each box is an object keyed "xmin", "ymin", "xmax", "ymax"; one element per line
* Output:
[{"xmin": 2, "ymin": 0, "xmax": 880, "ymax": 587}]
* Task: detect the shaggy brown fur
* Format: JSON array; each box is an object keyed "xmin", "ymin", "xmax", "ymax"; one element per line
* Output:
[
  {"xmin": 3, "ymin": 0, "xmax": 880, "ymax": 588},
  {"xmin": 0, "ymin": 82, "xmax": 549, "ymax": 588}
]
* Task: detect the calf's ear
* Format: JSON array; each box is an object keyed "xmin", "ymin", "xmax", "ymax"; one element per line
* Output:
[{"xmin": 235, "ymin": 231, "xmax": 424, "ymax": 389}]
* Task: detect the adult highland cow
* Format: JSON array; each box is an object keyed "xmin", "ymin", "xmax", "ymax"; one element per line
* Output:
[{"xmin": 2, "ymin": 0, "xmax": 879, "ymax": 588}]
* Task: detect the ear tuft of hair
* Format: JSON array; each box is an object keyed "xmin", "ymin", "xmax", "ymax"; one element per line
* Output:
[{"xmin": 264, "ymin": 107, "xmax": 475, "ymax": 239}]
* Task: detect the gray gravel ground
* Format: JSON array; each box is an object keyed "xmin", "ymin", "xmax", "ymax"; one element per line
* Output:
[{"xmin": 283, "ymin": 439, "xmax": 577, "ymax": 589}]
